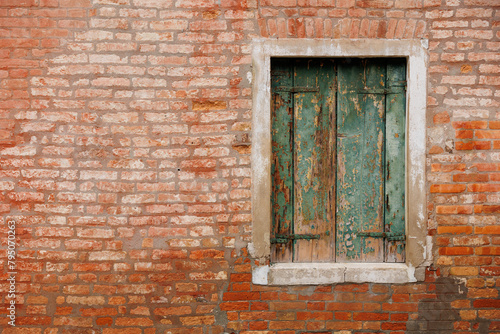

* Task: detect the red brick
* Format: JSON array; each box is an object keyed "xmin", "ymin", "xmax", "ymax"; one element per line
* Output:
[
  {"xmin": 453, "ymin": 173, "xmax": 489, "ymax": 182},
  {"xmin": 453, "ymin": 121, "xmax": 488, "ymax": 129},
  {"xmin": 220, "ymin": 302, "xmax": 250, "ymax": 311},
  {"xmin": 353, "ymin": 312, "xmax": 389, "ymax": 321},
  {"xmin": 381, "ymin": 322, "xmax": 406, "ymax": 330},
  {"xmin": 473, "ymin": 299, "xmax": 500, "ymax": 308},
  {"xmin": 326, "ymin": 321, "xmax": 363, "ymax": 330},
  {"xmin": 430, "ymin": 184, "xmax": 466, "ymax": 193},
  {"xmin": 468, "ymin": 184, "xmax": 500, "ymax": 192},
  {"xmin": 456, "ymin": 141, "xmax": 491, "ymax": 150},
  {"xmin": 437, "ymin": 226, "xmax": 473, "ymax": 235},
  {"xmin": 223, "ymin": 292, "xmax": 260, "ymax": 301},
  {"xmin": 297, "ymin": 312, "xmax": 333, "ymax": 320},
  {"xmin": 439, "ymin": 247, "xmax": 474, "ymax": 255},
  {"xmin": 326, "ymin": 302, "xmax": 363, "ymax": 311},
  {"xmin": 475, "ymin": 226, "xmax": 500, "ymax": 235},
  {"xmin": 269, "ymin": 321, "xmax": 305, "ymax": 330}
]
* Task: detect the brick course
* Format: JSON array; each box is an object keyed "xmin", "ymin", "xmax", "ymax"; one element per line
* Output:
[{"xmin": 0, "ymin": 0, "xmax": 499, "ymax": 333}]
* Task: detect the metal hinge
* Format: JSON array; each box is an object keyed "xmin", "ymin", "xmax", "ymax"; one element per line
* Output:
[
  {"xmin": 274, "ymin": 86, "xmax": 319, "ymax": 93},
  {"xmin": 358, "ymin": 80, "xmax": 407, "ymax": 95},
  {"xmin": 357, "ymin": 231, "xmax": 406, "ymax": 242},
  {"xmin": 271, "ymin": 232, "xmax": 329, "ymax": 244}
]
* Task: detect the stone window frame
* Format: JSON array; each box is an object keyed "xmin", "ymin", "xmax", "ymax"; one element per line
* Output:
[{"xmin": 250, "ymin": 39, "xmax": 430, "ymax": 285}]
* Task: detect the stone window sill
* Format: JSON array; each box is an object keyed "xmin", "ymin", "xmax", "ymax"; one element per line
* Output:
[{"xmin": 252, "ymin": 263, "xmax": 419, "ymax": 285}]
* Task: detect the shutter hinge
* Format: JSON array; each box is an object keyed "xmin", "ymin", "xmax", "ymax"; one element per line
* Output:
[
  {"xmin": 271, "ymin": 232, "xmax": 329, "ymax": 244},
  {"xmin": 357, "ymin": 231, "xmax": 406, "ymax": 242},
  {"xmin": 274, "ymin": 86, "xmax": 319, "ymax": 93}
]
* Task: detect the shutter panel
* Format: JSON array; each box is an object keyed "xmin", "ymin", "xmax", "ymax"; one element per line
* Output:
[
  {"xmin": 272, "ymin": 58, "xmax": 406, "ymax": 264},
  {"xmin": 271, "ymin": 59, "xmax": 294, "ymax": 263},
  {"xmin": 385, "ymin": 60, "xmax": 406, "ymax": 263},
  {"xmin": 293, "ymin": 59, "xmax": 335, "ymax": 262},
  {"xmin": 336, "ymin": 59, "xmax": 365, "ymax": 262},
  {"xmin": 336, "ymin": 59, "xmax": 386, "ymax": 262},
  {"xmin": 271, "ymin": 59, "xmax": 335, "ymax": 263}
]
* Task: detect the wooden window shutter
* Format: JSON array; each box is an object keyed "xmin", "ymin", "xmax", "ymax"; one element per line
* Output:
[
  {"xmin": 271, "ymin": 59, "xmax": 294, "ymax": 263},
  {"xmin": 336, "ymin": 59, "xmax": 406, "ymax": 263},
  {"xmin": 271, "ymin": 59, "xmax": 336, "ymax": 263},
  {"xmin": 384, "ymin": 60, "xmax": 406, "ymax": 263},
  {"xmin": 271, "ymin": 58, "xmax": 406, "ymax": 263}
]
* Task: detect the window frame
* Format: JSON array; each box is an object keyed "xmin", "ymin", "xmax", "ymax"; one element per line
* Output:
[{"xmin": 250, "ymin": 39, "xmax": 429, "ymax": 285}]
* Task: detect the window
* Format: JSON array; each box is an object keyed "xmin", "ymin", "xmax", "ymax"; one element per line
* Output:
[
  {"xmin": 271, "ymin": 58, "xmax": 406, "ymax": 264},
  {"xmin": 251, "ymin": 39, "xmax": 428, "ymax": 284}
]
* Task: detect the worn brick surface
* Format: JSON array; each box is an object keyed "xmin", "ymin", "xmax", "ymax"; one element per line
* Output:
[{"xmin": 0, "ymin": 0, "xmax": 499, "ymax": 333}]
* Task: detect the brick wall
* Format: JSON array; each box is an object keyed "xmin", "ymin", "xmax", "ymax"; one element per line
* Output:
[{"xmin": 0, "ymin": 0, "xmax": 498, "ymax": 333}]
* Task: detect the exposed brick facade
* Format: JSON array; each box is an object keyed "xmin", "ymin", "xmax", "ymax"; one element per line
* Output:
[{"xmin": 0, "ymin": 0, "xmax": 498, "ymax": 333}]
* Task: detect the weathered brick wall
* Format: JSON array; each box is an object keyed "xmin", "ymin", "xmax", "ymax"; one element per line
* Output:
[{"xmin": 0, "ymin": 0, "xmax": 498, "ymax": 333}]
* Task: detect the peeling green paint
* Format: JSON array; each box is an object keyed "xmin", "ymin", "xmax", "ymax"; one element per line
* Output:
[{"xmin": 271, "ymin": 58, "xmax": 406, "ymax": 263}]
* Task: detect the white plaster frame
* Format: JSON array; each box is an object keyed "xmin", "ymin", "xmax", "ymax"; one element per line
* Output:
[{"xmin": 250, "ymin": 39, "xmax": 429, "ymax": 285}]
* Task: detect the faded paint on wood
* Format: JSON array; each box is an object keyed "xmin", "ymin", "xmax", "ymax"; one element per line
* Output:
[
  {"xmin": 358, "ymin": 60, "xmax": 386, "ymax": 262},
  {"xmin": 271, "ymin": 58, "xmax": 406, "ymax": 263},
  {"xmin": 271, "ymin": 59, "xmax": 294, "ymax": 263},
  {"xmin": 385, "ymin": 60, "xmax": 406, "ymax": 263},
  {"xmin": 336, "ymin": 59, "xmax": 387, "ymax": 262},
  {"xmin": 293, "ymin": 59, "xmax": 335, "ymax": 262},
  {"xmin": 335, "ymin": 60, "xmax": 362, "ymax": 262},
  {"xmin": 271, "ymin": 58, "xmax": 335, "ymax": 263},
  {"xmin": 336, "ymin": 59, "xmax": 406, "ymax": 262}
]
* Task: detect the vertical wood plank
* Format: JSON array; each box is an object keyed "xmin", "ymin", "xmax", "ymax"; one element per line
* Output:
[
  {"xmin": 359, "ymin": 59, "xmax": 386, "ymax": 262},
  {"xmin": 271, "ymin": 59, "xmax": 293, "ymax": 263},
  {"xmin": 293, "ymin": 59, "xmax": 335, "ymax": 262},
  {"xmin": 317, "ymin": 59, "xmax": 337, "ymax": 263},
  {"xmin": 385, "ymin": 59, "xmax": 406, "ymax": 263},
  {"xmin": 336, "ymin": 59, "xmax": 386, "ymax": 262},
  {"xmin": 336, "ymin": 59, "xmax": 364, "ymax": 262}
]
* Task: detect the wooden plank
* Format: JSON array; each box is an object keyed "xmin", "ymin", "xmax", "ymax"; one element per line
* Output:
[
  {"xmin": 336, "ymin": 59, "xmax": 386, "ymax": 262},
  {"xmin": 384, "ymin": 59, "xmax": 406, "ymax": 263},
  {"xmin": 271, "ymin": 59, "xmax": 294, "ymax": 263},
  {"xmin": 336, "ymin": 59, "xmax": 364, "ymax": 262},
  {"xmin": 359, "ymin": 59, "xmax": 386, "ymax": 262},
  {"xmin": 292, "ymin": 59, "xmax": 335, "ymax": 262},
  {"xmin": 316, "ymin": 59, "xmax": 337, "ymax": 263}
]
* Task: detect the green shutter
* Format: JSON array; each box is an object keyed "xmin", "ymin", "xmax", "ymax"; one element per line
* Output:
[
  {"xmin": 271, "ymin": 58, "xmax": 406, "ymax": 263},
  {"xmin": 336, "ymin": 59, "xmax": 386, "ymax": 262},
  {"xmin": 271, "ymin": 59, "xmax": 294, "ymax": 263},
  {"xmin": 293, "ymin": 59, "xmax": 335, "ymax": 262},
  {"xmin": 385, "ymin": 60, "xmax": 406, "ymax": 263},
  {"xmin": 271, "ymin": 59, "xmax": 335, "ymax": 263},
  {"xmin": 336, "ymin": 59, "xmax": 406, "ymax": 263}
]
